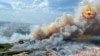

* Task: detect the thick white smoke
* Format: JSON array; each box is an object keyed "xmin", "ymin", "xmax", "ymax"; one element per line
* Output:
[
  {"xmin": 0, "ymin": 22, "xmax": 30, "ymax": 44},
  {"xmin": 7, "ymin": 0, "xmax": 100, "ymax": 55},
  {"xmin": 0, "ymin": 0, "xmax": 100, "ymax": 44},
  {"xmin": 29, "ymin": 0, "xmax": 100, "ymax": 41},
  {"xmin": 0, "ymin": 33, "xmax": 29, "ymax": 44}
]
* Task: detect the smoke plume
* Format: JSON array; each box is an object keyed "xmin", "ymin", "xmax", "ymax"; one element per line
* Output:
[
  {"xmin": 0, "ymin": 0, "xmax": 100, "ymax": 44},
  {"xmin": 29, "ymin": 0, "xmax": 100, "ymax": 41},
  {"xmin": 7, "ymin": 0, "xmax": 100, "ymax": 56}
]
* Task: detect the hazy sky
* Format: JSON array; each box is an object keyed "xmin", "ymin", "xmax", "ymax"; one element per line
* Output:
[{"xmin": 0, "ymin": 0, "xmax": 80, "ymax": 24}]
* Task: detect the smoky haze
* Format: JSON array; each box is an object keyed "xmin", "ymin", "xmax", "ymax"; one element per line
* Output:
[{"xmin": 0, "ymin": 0, "xmax": 100, "ymax": 44}]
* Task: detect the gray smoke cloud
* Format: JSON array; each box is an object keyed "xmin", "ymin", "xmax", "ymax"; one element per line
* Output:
[
  {"xmin": 8, "ymin": 0, "xmax": 100, "ymax": 56},
  {"xmin": 0, "ymin": 0, "xmax": 100, "ymax": 44},
  {"xmin": 28, "ymin": 0, "xmax": 100, "ymax": 40},
  {"xmin": 0, "ymin": 22, "xmax": 30, "ymax": 44},
  {"xmin": 10, "ymin": 33, "xmax": 96, "ymax": 56}
]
